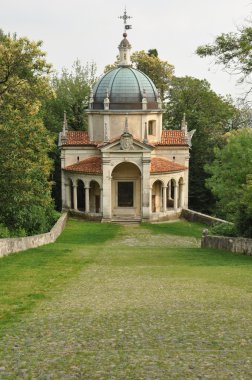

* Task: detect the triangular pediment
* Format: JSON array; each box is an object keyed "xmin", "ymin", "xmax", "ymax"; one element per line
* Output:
[{"xmin": 99, "ymin": 136, "xmax": 154, "ymax": 153}]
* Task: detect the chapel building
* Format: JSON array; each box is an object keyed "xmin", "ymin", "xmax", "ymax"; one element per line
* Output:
[{"xmin": 59, "ymin": 21, "xmax": 193, "ymax": 223}]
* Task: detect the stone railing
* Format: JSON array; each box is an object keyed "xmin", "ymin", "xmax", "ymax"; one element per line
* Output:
[
  {"xmin": 181, "ymin": 208, "xmax": 230, "ymax": 226},
  {"xmin": 201, "ymin": 230, "xmax": 252, "ymax": 256},
  {"xmin": 0, "ymin": 213, "xmax": 68, "ymax": 258}
]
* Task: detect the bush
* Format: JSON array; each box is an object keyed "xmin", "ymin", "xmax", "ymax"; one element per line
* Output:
[
  {"xmin": 0, "ymin": 223, "xmax": 11, "ymax": 238},
  {"xmin": 210, "ymin": 223, "xmax": 238, "ymax": 237},
  {"xmin": 0, "ymin": 223, "xmax": 28, "ymax": 238}
]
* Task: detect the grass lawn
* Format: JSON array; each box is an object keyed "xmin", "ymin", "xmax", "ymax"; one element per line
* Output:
[{"xmin": 0, "ymin": 219, "xmax": 251, "ymax": 379}]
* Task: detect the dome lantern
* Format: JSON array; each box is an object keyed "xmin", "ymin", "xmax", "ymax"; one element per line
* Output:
[{"xmin": 118, "ymin": 32, "xmax": 132, "ymax": 67}]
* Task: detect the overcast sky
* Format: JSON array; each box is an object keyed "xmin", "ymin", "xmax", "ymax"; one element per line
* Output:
[{"xmin": 1, "ymin": 0, "xmax": 251, "ymax": 99}]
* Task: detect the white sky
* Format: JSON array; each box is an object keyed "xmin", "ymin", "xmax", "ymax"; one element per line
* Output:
[{"xmin": 1, "ymin": 0, "xmax": 251, "ymax": 99}]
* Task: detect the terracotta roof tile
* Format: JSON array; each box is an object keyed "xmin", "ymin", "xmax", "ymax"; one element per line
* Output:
[
  {"xmin": 151, "ymin": 157, "xmax": 187, "ymax": 173},
  {"xmin": 157, "ymin": 130, "xmax": 188, "ymax": 146},
  {"xmin": 64, "ymin": 156, "xmax": 102, "ymax": 174},
  {"xmin": 63, "ymin": 131, "xmax": 96, "ymax": 146}
]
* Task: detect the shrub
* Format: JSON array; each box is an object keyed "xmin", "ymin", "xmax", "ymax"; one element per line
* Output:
[
  {"xmin": 210, "ymin": 223, "xmax": 238, "ymax": 237},
  {"xmin": 0, "ymin": 223, "xmax": 11, "ymax": 238}
]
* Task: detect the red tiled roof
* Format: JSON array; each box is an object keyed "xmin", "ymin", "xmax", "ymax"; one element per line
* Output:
[
  {"xmin": 63, "ymin": 131, "xmax": 95, "ymax": 146},
  {"xmin": 157, "ymin": 130, "xmax": 188, "ymax": 146},
  {"xmin": 151, "ymin": 157, "xmax": 187, "ymax": 173},
  {"xmin": 64, "ymin": 156, "xmax": 102, "ymax": 174},
  {"xmin": 62, "ymin": 130, "xmax": 187, "ymax": 147}
]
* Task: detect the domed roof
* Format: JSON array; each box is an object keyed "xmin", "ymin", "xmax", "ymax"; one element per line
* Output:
[{"xmin": 92, "ymin": 67, "xmax": 159, "ymax": 110}]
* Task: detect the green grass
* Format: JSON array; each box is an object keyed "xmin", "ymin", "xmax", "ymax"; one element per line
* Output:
[
  {"xmin": 142, "ymin": 219, "xmax": 204, "ymax": 238},
  {"xmin": 0, "ymin": 219, "xmax": 252, "ymax": 379},
  {"xmin": 0, "ymin": 220, "xmax": 120, "ymax": 333}
]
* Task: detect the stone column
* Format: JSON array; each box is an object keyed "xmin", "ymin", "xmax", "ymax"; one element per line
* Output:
[
  {"xmin": 174, "ymin": 183, "xmax": 178, "ymax": 211},
  {"xmin": 168, "ymin": 181, "xmax": 171, "ymax": 199},
  {"xmin": 179, "ymin": 182, "xmax": 184, "ymax": 208},
  {"xmin": 102, "ymin": 158, "xmax": 112, "ymax": 221},
  {"xmin": 142, "ymin": 156, "xmax": 151, "ymax": 221},
  {"xmin": 63, "ymin": 183, "xmax": 70, "ymax": 208},
  {"xmin": 85, "ymin": 187, "xmax": 90, "ymax": 213},
  {"xmin": 100, "ymin": 188, "xmax": 103, "ymax": 214},
  {"xmin": 184, "ymin": 156, "xmax": 189, "ymax": 208},
  {"xmin": 149, "ymin": 187, "xmax": 152, "ymax": 213},
  {"xmin": 162, "ymin": 186, "xmax": 167, "ymax": 212},
  {"xmin": 73, "ymin": 183, "xmax": 78, "ymax": 210}
]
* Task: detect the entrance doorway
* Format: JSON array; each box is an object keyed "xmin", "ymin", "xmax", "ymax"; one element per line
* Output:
[
  {"xmin": 118, "ymin": 182, "xmax": 134, "ymax": 207},
  {"xmin": 111, "ymin": 162, "xmax": 141, "ymax": 217}
]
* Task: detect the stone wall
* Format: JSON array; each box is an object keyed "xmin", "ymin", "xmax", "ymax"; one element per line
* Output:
[
  {"xmin": 181, "ymin": 208, "xmax": 230, "ymax": 226},
  {"xmin": 0, "ymin": 213, "xmax": 68, "ymax": 258},
  {"xmin": 201, "ymin": 232, "xmax": 252, "ymax": 256}
]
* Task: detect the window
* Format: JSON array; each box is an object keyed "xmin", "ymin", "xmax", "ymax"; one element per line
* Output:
[
  {"xmin": 148, "ymin": 120, "xmax": 156, "ymax": 135},
  {"xmin": 118, "ymin": 182, "xmax": 133, "ymax": 207}
]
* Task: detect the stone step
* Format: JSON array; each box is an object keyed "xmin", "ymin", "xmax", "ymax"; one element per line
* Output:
[{"xmin": 111, "ymin": 216, "xmax": 141, "ymax": 225}]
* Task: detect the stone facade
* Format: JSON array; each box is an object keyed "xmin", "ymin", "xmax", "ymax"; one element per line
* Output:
[{"xmin": 59, "ymin": 31, "xmax": 192, "ymax": 223}]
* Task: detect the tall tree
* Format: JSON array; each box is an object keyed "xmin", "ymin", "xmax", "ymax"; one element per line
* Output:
[
  {"xmin": 0, "ymin": 32, "xmax": 56, "ymax": 235},
  {"xmin": 43, "ymin": 60, "xmax": 97, "ymax": 133},
  {"xmin": 205, "ymin": 128, "xmax": 252, "ymax": 236},
  {"xmin": 165, "ymin": 76, "xmax": 236, "ymax": 213},
  {"xmin": 131, "ymin": 50, "xmax": 174, "ymax": 100},
  {"xmin": 196, "ymin": 22, "xmax": 252, "ymax": 93},
  {"xmin": 41, "ymin": 60, "xmax": 97, "ymax": 210}
]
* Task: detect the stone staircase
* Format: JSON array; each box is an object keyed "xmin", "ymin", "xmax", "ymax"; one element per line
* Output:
[{"xmin": 111, "ymin": 216, "xmax": 142, "ymax": 225}]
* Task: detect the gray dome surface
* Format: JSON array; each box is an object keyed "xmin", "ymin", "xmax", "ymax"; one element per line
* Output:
[{"xmin": 92, "ymin": 67, "xmax": 159, "ymax": 110}]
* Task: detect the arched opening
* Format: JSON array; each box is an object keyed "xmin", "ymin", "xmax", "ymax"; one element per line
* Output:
[
  {"xmin": 77, "ymin": 180, "xmax": 85, "ymax": 211},
  {"xmin": 152, "ymin": 180, "xmax": 163, "ymax": 213},
  {"xmin": 167, "ymin": 179, "xmax": 176, "ymax": 209},
  {"xmin": 69, "ymin": 179, "xmax": 74, "ymax": 209},
  {"xmin": 90, "ymin": 181, "xmax": 101, "ymax": 213},
  {"xmin": 111, "ymin": 162, "xmax": 141, "ymax": 217}
]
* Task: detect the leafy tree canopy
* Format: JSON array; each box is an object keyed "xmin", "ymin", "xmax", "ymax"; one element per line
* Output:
[
  {"xmin": 0, "ymin": 31, "xmax": 52, "ymax": 106},
  {"xmin": 0, "ymin": 31, "xmax": 57, "ymax": 235},
  {"xmin": 165, "ymin": 76, "xmax": 236, "ymax": 213},
  {"xmin": 196, "ymin": 23, "xmax": 252, "ymax": 92},
  {"xmin": 205, "ymin": 128, "xmax": 252, "ymax": 228},
  {"xmin": 42, "ymin": 60, "xmax": 97, "ymax": 133}
]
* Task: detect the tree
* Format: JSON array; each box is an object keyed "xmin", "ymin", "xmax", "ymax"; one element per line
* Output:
[
  {"xmin": 236, "ymin": 174, "xmax": 252, "ymax": 237},
  {"xmin": 0, "ymin": 32, "xmax": 56, "ymax": 235},
  {"xmin": 165, "ymin": 76, "xmax": 236, "ymax": 213},
  {"xmin": 41, "ymin": 60, "xmax": 97, "ymax": 210},
  {"xmin": 104, "ymin": 50, "xmax": 174, "ymax": 100},
  {"xmin": 196, "ymin": 23, "xmax": 252, "ymax": 92},
  {"xmin": 42, "ymin": 60, "xmax": 97, "ymax": 133},
  {"xmin": 131, "ymin": 50, "xmax": 174, "ymax": 99},
  {"xmin": 228, "ymin": 98, "xmax": 252, "ymax": 130},
  {"xmin": 205, "ymin": 129, "xmax": 252, "ymax": 229}
]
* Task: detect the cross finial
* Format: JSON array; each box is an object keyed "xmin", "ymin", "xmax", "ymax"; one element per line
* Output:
[{"xmin": 119, "ymin": 8, "xmax": 132, "ymax": 30}]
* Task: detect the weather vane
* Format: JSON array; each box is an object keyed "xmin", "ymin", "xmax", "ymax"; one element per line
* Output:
[{"xmin": 119, "ymin": 8, "xmax": 132, "ymax": 31}]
